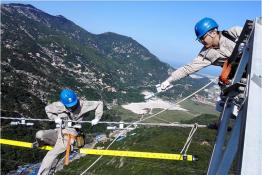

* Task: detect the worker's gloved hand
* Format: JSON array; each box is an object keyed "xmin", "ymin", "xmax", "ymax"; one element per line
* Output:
[
  {"xmin": 161, "ymin": 81, "xmax": 171, "ymax": 90},
  {"xmin": 55, "ymin": 118, "xmax": 62, "ymax": 125},
  {"xmin": 55, "ymin": 118, "xmax": 63, "ymax": 127},
  {"xmin": 91, "ymin": 118, "xmax": 99, "ymax": 126},
  {"xmin": 156, "ymin": 81, "xmax": 171, "ymax": 93}
]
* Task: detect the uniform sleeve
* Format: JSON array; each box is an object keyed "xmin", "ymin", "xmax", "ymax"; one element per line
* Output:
[
  {"xmin": 165, "ymin": 56, "xmax": 211, "ymax": 83},
  {"xmin": 45, "ymin": 105, "xmax": 57, "ymax": 120},
  {"xmin": 45, "ymin": 102, "xmax": 68, "ymax": 120},
  {"xmin": 227, "ymin": 26, "xmax": 243, "ymax": 38},
  {"xmin": 82, "ymin": 101, "xmax": 104, "ymax": 120}
]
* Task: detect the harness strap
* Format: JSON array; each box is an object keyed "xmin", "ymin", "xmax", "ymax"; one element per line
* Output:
[
  {"xmin": 219, "ymin": 20, "xmax": 253, "ymax": 85},
  {"xmin": 219, "ymin": 31, "xmax": 237, "ymax": 84},
  {"xmin": 64, "ymin": 134, "xmax": 76, "ymax": 165},
  {"xmin": 219, "ymin": 60, "xmax": 232, "ymax": 84},
  {"xmin": 221, "ymin": 30, "xmax": 237, "ymax": 43}
]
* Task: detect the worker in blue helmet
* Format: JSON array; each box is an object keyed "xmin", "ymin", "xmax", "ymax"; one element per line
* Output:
[
  {"xmin": 35, "ymin": 89, "xmax": 104, "ymax": 175},
  {"xmin": 195, "ymin": 17, "xmax": 218, "ymax": 41},
  {"xmin": 158, "ymin": 17, "xmax": 242, "ymax": 91},
  {"xmin": 59, "ymin": 89, "xmax": 79, "ymax": 110}
]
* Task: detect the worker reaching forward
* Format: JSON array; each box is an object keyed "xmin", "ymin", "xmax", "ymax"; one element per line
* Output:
[
  {"xmin": 159, "ymin": 17, "xmax": 242, "ymax": 93},
  {"xmin": 35, "ymin": 89, "xmax": 103, "ymax": 175}
]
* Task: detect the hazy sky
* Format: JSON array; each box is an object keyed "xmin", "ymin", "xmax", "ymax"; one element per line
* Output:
[{"xmin": 3, "ymin": 1, "xmax": 261, "ymax": 75}]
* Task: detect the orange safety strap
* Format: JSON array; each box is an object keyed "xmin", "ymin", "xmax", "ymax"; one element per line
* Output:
[
  {"xmin": 219, "ymin": 60, "xmax": 232, "ymax": 84},
  {"xmin": 64, "ymin": 134, "xmax": 76, "ymax": 166}
]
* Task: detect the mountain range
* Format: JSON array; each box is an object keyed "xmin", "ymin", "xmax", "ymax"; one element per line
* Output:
[
  {"xmin": 1, "ymin": 3, "xmax": 211, "ymax": 119},
  {"xmin": 1, "ymin": 3, "xmax": 176, "ymax": 118}
]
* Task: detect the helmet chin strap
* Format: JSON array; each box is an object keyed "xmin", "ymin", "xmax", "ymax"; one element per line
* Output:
[
  {"xmin": 66, "ymin": 100, "xmax": 80, "ymax": 112},
  {"xmin": 204, "ymin": 32, "xmax": 219, "ymax": 49},
  {"xmin": 212, "ymin": 34, "xmax": 220, "ymax": 48}
]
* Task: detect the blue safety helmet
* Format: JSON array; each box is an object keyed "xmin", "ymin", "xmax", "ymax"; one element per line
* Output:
[
  {"xmin": 60, "ymin": 89, "xmax": 78, "ymax": 108},
  {"xmin": 195, "ymin": 17, "xmax": 218, "ymax": 40}
]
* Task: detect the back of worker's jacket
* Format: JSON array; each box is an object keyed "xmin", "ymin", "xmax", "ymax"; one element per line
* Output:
[{"xmin": 45, "ymin": 99, "xmax": 103, "ymax": 122}]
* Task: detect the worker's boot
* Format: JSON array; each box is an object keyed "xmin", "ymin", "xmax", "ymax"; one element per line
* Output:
[
  {"xmin": 32, "ymin": 138, "xmax": 46, "ymax": 148},
  {"xmin": 215, "ymin": 96, "xmax": 226, "ymax": 112},
  {"xmin": 208, "ymin": 122, "xmax": 232, "ymax": 131},
  {"xmin": 231, "ymin": 105, "xmax": 239, "ymax": 119}
]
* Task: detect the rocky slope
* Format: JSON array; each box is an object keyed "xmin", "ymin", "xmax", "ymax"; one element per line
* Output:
[{"xmin": 1, "ymin": 3, "xmax": 176, "ymax": 118}]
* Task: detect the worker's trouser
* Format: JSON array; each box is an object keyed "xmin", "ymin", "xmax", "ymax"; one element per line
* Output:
[
  {"xmin": 36, "ymin": 128, "xmax": 78, "ymax": 175},
  {"xmin": 215, "ymin": 95, "xmax": 239, "ymax": 117},
  {"xmin": 215, "ymin": 96, "xmax": 225, "ymax": 112}
]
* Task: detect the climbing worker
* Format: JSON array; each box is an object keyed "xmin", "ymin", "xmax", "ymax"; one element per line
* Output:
[
  {"xmin": 34, "ymin": 89, "xmax": 103, "ymax": 175},
  {"xmin": 158, "ymin": 17, "xmax": 242, "ymax": 111}
]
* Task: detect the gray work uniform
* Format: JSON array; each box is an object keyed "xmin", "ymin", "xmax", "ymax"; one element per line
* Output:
[
  {"xmin": 36, "ymin": 99, "xmax": 103, "ymax": 175},
  {"xmin": 165, "ymin": 26, "xmax": 242, "ymax": 83}
]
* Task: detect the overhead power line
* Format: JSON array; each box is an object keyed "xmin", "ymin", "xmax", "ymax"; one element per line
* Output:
[{"xmin": 0, "ymin": 117, "xmax": 206, "ymax": 128}]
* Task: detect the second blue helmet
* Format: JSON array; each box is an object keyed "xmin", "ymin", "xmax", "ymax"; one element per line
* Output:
[{"xmin": 195, "ymin": 17, "xmax": 218, "ymax": 40}]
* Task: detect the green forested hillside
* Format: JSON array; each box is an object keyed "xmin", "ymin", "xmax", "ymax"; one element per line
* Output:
[
  {"xmin": 1, "ymin": 3, "xmax": 172, "ymax": 119},
  {"xmin": 1, "ymin": 3, "xmax": 211, "ymax": 119}
]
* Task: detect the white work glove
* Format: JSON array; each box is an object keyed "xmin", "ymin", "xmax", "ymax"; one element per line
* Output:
[
  {"xmin": 55, "ymin": 118, "xmax": 62, "ymax": 124},
  {"xmin": 55, "ymin": 118, "xmax": 63, "ymax": 128},
  {"xmin": 91, "ymin": 118, "xmax": 99, "ymax": 126},
  {"xmin": 161, "ymin": 81, "xmax": 171, "ymax": 90},
  {"xmin": 156, "ymin": 81, "xmax": 171, "ymax": 93}
]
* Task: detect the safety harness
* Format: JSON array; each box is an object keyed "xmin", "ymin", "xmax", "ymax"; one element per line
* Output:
[
  {"xmin": 219, "ymin": 20, "xmax": 254, "ymax": 85},
  {"xmin": 56, "ymin": 111, "xmax": 86, "ymax": 166}
]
